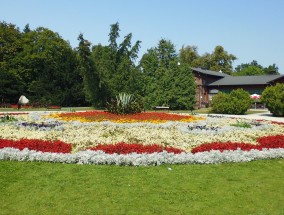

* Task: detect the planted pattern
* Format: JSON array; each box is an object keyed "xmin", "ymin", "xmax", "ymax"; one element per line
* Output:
[
  {"xmin": 0, "ymin": 111, "xmax": 283, "ymax": 165},
  {"xmin": 49, "ymin": 111, "xmax": 203, "ymax": 123},
  {"xmin": 191, "ymin": 135, "xmax": 284, "ymax": 153},
  {"xmin": 88, "ymin": 142, "xmax": 185, "ymax": 154}
]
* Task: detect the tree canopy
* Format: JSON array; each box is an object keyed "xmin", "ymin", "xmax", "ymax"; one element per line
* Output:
[
  {"xmin": 179, "ymin": 45, "xmax": 237, "ymax": 75},
  {"xmin": 140, "ymin": 39, "xmax": 196, "ymax": 110},
  {"xmin": 0, "ymin": 20, "xmax": 281, "ymax": 109},
  {"xmin": 233, "ymin": 60, "xmax": 279, "ymax": 76},
  {"xmin": 0, "ymin": 21, "xmax": 85, "ymax": 106}
]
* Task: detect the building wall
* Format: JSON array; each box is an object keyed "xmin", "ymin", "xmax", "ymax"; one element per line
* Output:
[
  {"xmin": 192, "ymin": 69, "xmax": 284, "ymax": 109},
  {"xmin": 193, "ymin": 72, "xmax": 223, "ymax": 109}
]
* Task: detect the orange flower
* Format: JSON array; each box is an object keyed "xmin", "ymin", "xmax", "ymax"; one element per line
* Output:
[{"xmin": 49, "ymin": 111, "xmax": 204, "ymax": 123}]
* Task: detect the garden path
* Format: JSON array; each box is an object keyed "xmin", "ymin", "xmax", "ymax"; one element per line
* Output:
[{"xmin": 200, "ymin": 111, "xmax": 284, "ymax": 123}]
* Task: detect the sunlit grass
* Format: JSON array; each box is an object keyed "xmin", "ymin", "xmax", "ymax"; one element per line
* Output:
[{"xmin": 1, "ymin": 159, "xmax": 283, "ymax": 215}]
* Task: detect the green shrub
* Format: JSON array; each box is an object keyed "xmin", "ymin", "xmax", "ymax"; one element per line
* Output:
[
  {"xmin": 0, "ymin": 114, "xmax": 17, "ymax": 122},
  {"xmin": 106, "ymin": 93, "xmax": 144, "ymax": 115},
  {"xmin": 211, "ymin": 89, "xmax": 252, "ymax": 115},
  {"xmin": 261, "ymin": 83, "xmax": 284, "ymax": 117}
]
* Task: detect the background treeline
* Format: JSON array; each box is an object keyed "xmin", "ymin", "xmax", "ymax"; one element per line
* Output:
[{"xmin": 0, "ymin": 21, "xmax": 279, "ymax": 109}]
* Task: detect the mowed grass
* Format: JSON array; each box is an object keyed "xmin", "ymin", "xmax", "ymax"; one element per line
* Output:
[{"xmin": 1, "ymin": 160, "xmax": 284, "ymax": 215}]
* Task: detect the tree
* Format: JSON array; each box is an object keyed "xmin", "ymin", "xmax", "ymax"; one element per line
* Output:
[
  {"xmin": 263, "ymin": 64, "xmax": 279, "ymax": 75},
  {"xmin": 23, "ymin": 24, "xmax": 31, "ymax": 33},
  {"xmin": 209, "ymin": 46, "xmax": 237, "ymax": 74},
  {"xmin": 234, "ymin": 60, "xmax": 262, "ymax": 72},
  {"xmin": 233, "ymin": 60, "xmax": 280, "ymax": 76},
  {"xmin": 18, "ymin": 27, "xmax": 84, "ymax": 106},
  {"xmin": 140, "ymin": 39, "xmax": 196, "ymax": 110},
  {"xmin": 90, "ymin": 22, "xmax": 142, "ymax": 106},
  {"xmin": 77, "ymin": 33, "xmax": 100, "ymax": 106},
  {"xmin": 179, "ymin": 45, "xmax": 199, "ymax": 66},
  {"xmin": 185, "ymin": 45, "xmax": 237, "ymax": 74},
  {"xmin": 0, "ymin": 21, "xmax": 24, "ymax": 103},
  {"xmin": 233, "ymin": 65, "xmax": 265, "ymax": 76}
]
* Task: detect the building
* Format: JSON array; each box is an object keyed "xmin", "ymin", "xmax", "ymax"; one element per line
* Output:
[{"xmin": 191, "ymin": 68, "xmax": 284, "ymax": 109}]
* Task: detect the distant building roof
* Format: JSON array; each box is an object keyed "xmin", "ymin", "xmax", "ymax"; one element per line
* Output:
[
  {"xmin": 208, "ymin": 75, "xmax": 284, "ymax": 86},
  {"xmin": 191, "ymin": 68, "xmax": 230, "ymax": 77}
]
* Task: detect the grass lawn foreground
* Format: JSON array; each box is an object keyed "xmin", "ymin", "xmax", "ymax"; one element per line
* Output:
[{"xmin": 1, "ymin": 159, "xmax": 284, "ymax": 215}]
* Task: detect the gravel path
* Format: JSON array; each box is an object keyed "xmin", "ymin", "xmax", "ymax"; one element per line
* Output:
[{"xmin": 200, "ymin": 111, "xmax": 284, "ymax": 123}]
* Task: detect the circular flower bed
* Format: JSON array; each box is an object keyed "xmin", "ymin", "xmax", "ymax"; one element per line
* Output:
[{"xmin": 0, "ymin": 111, "xmax": 283, "ymax": 165}]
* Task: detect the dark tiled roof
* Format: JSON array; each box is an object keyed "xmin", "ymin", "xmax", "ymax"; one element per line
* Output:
[
  {"xmin": 191, "ymin": 67, "xmax": 230, "ymax": 77},
  {"xmin": 208, "ymin": 75, "xmax": 284, "ymax": 86}
]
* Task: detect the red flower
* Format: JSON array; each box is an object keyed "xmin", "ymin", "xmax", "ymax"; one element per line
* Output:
[
  {"xmin": 257, "ymin": 135, "xmax": 284, "ymax": 148},
  {"xmin": 88, "ymin": 142, "xmax": 184, "ymax": 154},
  {"xmin": 0, "ymin": 138, "xmax": 72, "ymax": 153},
  {"xmin": 191, "ymin": 135, "xmax": 284, "ymax": 153}
]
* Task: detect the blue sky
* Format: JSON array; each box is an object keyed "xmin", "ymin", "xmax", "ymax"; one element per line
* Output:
[{"xmin": 1, "ymin": 0, "xmax": 284, "ymax": 73}]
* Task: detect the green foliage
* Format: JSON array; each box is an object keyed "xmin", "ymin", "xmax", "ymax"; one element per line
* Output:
[
  {"xmin": 89, "ymin": 23, "xmax": 142, "ymax": 107},
  {"xmin": 190, "ymin": 45, "xmax": 236, "ymax": 75},
  {"xmin": 22, "ymin": 27, "xmax": 84, "ymax": 106},
  {"xmin": 211, "ymin": 89, "xmax": 252, "ymax": 115},
  {"xmin": 0, "ymin": 22, "xmax": 25, "ymax": 103},
  {"xmin": 264, "ymin": 63, "xmax": 279, "ymax": 75},
  {"xmin": 261, "ymin": 83, "xmax": 284, "ymax": 117},
  {"xmin": 208, "ymin": 46, "xmax": 237, "ymax": 74},
  {"xmin": 106, "ymin": 93, "xmax": 144, "ymax": 114},
  {"xmin": 233, "ymin": 65, "xmax": 265, "ymax": 76},
  {"xmin": 2, "ymin": 20, "xmax": 281, "ymax": 111},
  {"xmin": 0, "ymin": 21, "xmax": 85, "ymax": 106},
  {"xmin": 179, "ymin": 45, "xmax": 199, "ymax": 65},
  {"xmin": 230, "ymin": 119, "xmax": 252, "ymax": 128},
  {"xmin": 141, "ymin": 40, "xmax": 196, "ymax": 110},
  {"xmin": 0, "ymin": 114, "xmax": 17, "ymax": 122},
  {"xmin": 77, "ymin": 33, "xmax": 100, "ymax": 106},
  {"xmin": 233, "ymin": 60, "xmax": 279, "ymax": 76}
]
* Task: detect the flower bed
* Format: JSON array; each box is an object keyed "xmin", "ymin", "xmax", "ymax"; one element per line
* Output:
[
  {"xmin": 191, "ymin": 135, "xmax": 284, "ymax": 153},
  {"xmin": 88, "ymin": 142, "xmax": 185, "ymax": 154},
  {"xmin": 0, "ymin": 112, "xmax": 28, "ymax": 116},
  {"xmin": 0, "ymin": 111, "xmax": 283, "ymax": 165},
  {"xmin": 49, "ymin": 111, "xmax": 204, "ymax": 123},
  {"xmin": 0, "ymin": 138, "xmax": 72, "ymax": 153},
  {"xmin": 1, "ymin": 148, "xmax": 283, "ymax": 166}
]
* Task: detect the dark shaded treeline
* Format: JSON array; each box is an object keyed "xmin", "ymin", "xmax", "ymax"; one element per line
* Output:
[{"xmin": 0, "ymin": 21, "xmax": 278, "ymax": 109}]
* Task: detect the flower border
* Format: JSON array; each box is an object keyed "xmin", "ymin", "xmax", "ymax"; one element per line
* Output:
[{"xmin": 1, "ymin": 147, "xmax": 283, "ymax": 166}]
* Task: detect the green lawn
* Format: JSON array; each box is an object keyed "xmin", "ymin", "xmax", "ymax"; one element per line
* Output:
[{"xmin": 1, "ymin": 160, "xmax": 283, "ymax": 215}]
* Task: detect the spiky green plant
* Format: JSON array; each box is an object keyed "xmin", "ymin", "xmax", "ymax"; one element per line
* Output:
[
  {"xmin": 116, "ymin": 93, "xmax": 134, "ymax": 108},
  {"xmin": 107, "ymin": 93, "xmax": 143, "ymax": 115}
]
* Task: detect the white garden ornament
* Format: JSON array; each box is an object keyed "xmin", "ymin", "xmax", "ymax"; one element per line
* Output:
[{"xmin": 18, "ymin": 95, "xmax": 29, "ymax": 105}]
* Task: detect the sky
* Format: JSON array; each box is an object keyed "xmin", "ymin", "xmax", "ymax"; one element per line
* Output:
[{"xmin": 1, "ymin": 0, "xmax": 284, "ymax": 73}]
